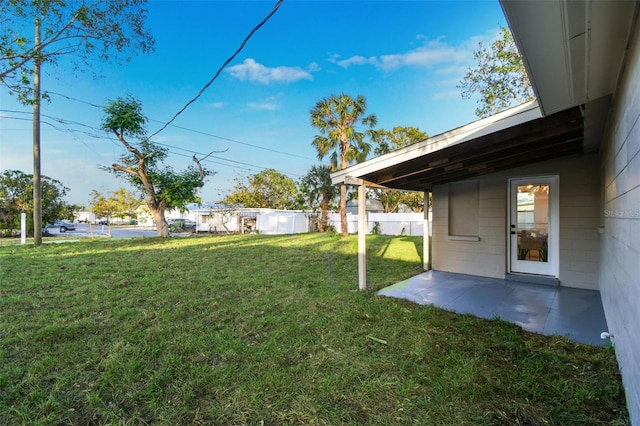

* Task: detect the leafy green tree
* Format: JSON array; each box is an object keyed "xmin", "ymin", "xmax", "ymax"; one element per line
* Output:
[
  {"xmin": 458, "ymin": 26, "xmax": 534, "ymax": 118},
  {"xmin": 0, "ymin": 169, "xmax": 69, "ymax": 236},
  {"xmin": 373, "ymin": 126, "xmax": 428, "ymax": 156},
  {"xmin": 310, "ymin": 94, "xmax": 377, "ymax": 236},
  {"xmin": 400, "ymin": 192, "xmax": 427, "ymax": 213},
  {"xmin": 1, "ymin": 0, "xmax": 154, "ymax": 245},
  {"xmin": 90, "ymin": 188, "xmax": 141, "ymax": 223},
  {"xmin": 371, "ymin": 126, "xmax": 428, "ymax": 213},
  {"xmin": 89, "ymin": 190, "xmax": 116, "ymax": 223},
  {"xmin": 223, "ymin": 169, "xmax": 299, "ymax": 210},
  {"xmin": 100, "ymin": 97, "xmax": 212, "ymax": 237},
  {"xmin": 64, "ymin": 204, "xmax": 85, "ymax": 221},
  {"xmin": 0, "ymin": 170, "xmax": 31, "ymax": 236},
  {"xmin": 299, "ymin": 165, "xmax": 338, "ymax": 232},
  {"xmin": 0, "ymin": 0, "xmax": 154, "ymax": 101}
]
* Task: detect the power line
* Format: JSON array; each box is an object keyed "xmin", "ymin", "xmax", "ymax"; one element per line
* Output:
[
  {"xmin": 147, "ymin": 119, "xmax": 316, "ymax": 161},
  {"xmin": 151, "ymin": 139, "xmax": 303, "ymax": 177},
  {"xmin": 2, "ymin": 110, "xmax": 305, "ymax": 178},
  {"xmin": 148, "ymin": 0, "xmax": 285, "ymax": 139},
  {"xmin": 46, "ymin": 91, "xmax": 317, "ymax": 161}
]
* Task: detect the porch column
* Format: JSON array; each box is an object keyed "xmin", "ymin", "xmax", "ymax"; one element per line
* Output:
[
  {"xmin": 423, "ymin": 191, "xmax": 430, "ymax": 271},
  {"xmin": 358, "ymin": 181, "xmax": 367, "ymax": 290}
]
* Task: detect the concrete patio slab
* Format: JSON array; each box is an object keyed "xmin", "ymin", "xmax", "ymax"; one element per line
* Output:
[{"xmin": 378, "ymin": 270, "xmax": 610, "ymax": 346}]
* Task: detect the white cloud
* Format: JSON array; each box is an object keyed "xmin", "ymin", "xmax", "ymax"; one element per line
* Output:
[
  {"xmin": 383, "ymin": 41, "xmax": 468, "ymax": 71},
  {"xmin": 247, "ymin": 94, "xmax": 283, "ymax": 111},
  {"xmin": 334, "ymin": 38, "xmax": 471, "ymax": 73},
  {"xmin": 248, "ymin": 101, "xmax": 278, "ymax": 111},
  {"xmin": 329, "ymin": 30, "xmax": 506, "ymax": 74},
  {"xmin": 335, "ymin": 55, "xmax": 378, "ymax": 68},
  {"xmin": 226, "ymin": 58, "xmax": 315, "ymax": 84},
  {"xmin": 431, "ymin": 90, "xmax": 463, "ymax": 101},
  {"xmin": 327, "ymin": 53, "xmax": 341, "ymax": 63}
]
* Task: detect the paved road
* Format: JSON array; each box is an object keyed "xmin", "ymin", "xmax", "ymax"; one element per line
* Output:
[{"xmin": 47, "ymin": 223, "xmax": 159, "ymax": 238}]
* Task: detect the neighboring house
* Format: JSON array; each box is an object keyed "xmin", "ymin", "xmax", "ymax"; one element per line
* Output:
[
  {"xmin": 331, "ymin": 1, "xmax": 640, "ymax": 422},
  {"xmin": 75, "ymin": 211, "xmax": 136, "ymax": 225},
  {"xmin": 182, "ymin": 203, "xmax": 312, "ymax": 234}
]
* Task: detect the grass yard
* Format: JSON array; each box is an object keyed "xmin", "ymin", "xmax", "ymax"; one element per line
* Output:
[{"xmin": 0, "ymin": 234, "xmax": 628, "ymax": 425}]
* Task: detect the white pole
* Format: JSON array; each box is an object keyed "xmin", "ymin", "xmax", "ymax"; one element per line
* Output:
[
  {"xmin": 423, "ymin": 192, "xmax": 430, "ymax": 271},
  {"xmin": 358, "ymin": 182, "xmax": 367, "ymax": 290},
  {"xmin": 21, "ymin": 213, "xmax": 26, "ymax": 244}
]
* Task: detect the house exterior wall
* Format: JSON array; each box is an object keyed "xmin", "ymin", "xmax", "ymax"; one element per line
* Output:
[
  {"xmin": 196, "ymin": 211, "xmax": 241, "ymax": 233},
  {"xmin": 599, "ymin": 14, "xmax": 640, "ymax": 422},
  {"xmin": 432, "ymin": 153, "xmax": 601, "ymax": 290}
]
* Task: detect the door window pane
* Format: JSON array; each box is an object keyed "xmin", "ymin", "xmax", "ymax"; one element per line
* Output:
[{"xmin": 516, "ymin": 184, "xmax": 549, "ymax": 262}]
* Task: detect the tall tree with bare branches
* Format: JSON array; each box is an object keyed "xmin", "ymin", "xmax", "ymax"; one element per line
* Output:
[{"xmin": 100, "ymin": 97, "xmax": 213, "ymax": 237}]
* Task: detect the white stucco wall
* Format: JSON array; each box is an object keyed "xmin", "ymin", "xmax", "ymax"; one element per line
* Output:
[
  {"xmin": 599, "ymin": 13, "xmax": 640, "ymax": 423},
  {"xmin": 431, "ymin": 154, "xmax": 601, "ymax": 289}
]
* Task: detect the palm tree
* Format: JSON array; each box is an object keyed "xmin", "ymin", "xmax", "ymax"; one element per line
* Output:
[
  {"xmin": 310, "ymin": 94, "xmax": 377, "ymax": 236},
  {"xmin": 299, "ymin": 165, "xmax": 339, "ymax": 232}
]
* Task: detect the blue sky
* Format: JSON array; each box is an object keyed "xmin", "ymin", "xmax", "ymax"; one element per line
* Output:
[{"xmin": 0, "ymin": 0, "xmax": 508, "ymax": 205}]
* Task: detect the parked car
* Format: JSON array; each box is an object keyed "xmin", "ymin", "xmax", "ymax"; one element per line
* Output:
[
  {"xmin": 52, "ymin": 220, "xmax": 76, "ymax": 232},
  {"xmin": 98, "ymin": 219, "xmax": 109, "ymax": 225},
  {"xmin": 168, "ymin": 218, "xmax": 196, "ymax": 231}
]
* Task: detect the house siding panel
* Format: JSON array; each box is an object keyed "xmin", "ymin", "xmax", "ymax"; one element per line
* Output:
[
  {"xmin": 599, "ymin": 13, "xmax": 640, "ymax": 423},
  {"xmin": 432, "ymin": 154, "xmax": 601, "ymax": 290}
]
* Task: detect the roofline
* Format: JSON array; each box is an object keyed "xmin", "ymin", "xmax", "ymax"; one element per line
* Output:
[{"xmin": 331, "ymin": 100, "xmax": 542, "ymax": 185}]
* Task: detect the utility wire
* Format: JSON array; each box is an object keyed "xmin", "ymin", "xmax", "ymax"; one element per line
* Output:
[
  {"xmin": 148, "ymin": 0, "xmax": 285, "ymax": 139},
  {"xmin": 147, "ymin": 119, "xmax": 315, "ymax": 161},
  {"xmin": 46, "ymin": 91, "xmax": 316, "ymax": 161},
  {"xmin": 2, "ymin": 110, "xmax": 304, "ymax": 178},
  {"xmin": 151, "ymin": 139, "xmax": 302, "ymax": 176}
]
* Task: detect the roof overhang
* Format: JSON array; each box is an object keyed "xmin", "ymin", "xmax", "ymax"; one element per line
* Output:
[
  {"xmin": 500, "ymin": 0, "xmax": 637, "ymax": 152},
  {"xmin": 332, "ymin": 101, "xmax": 584, "ymax": 191},
  {"xmin": 500, "ymin": 0, "xmax": 637, "ymax": 116},
  {"xmin": 331, "ymin": 1, "xmax": 637, "ymax": 192}
]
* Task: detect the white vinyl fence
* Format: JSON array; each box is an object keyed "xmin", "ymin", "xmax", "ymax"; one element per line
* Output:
[
  {"xmin": 191, "ymin": 208, "xmax": 430, "ymax": 236},
  {"xmin": 256, "ymin": 212, "xmax": 310, "ymax": 234},
  {"xmin": 328, "ymin": 212, "xmax": 431, "ymax": 236}
]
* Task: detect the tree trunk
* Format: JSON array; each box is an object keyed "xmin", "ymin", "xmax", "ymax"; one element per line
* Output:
[
  {"xmin": 32, "ymin": 18, "xmax": 42, "ymax": 246},
  {"xmin": 340, "ymin": 134, "xmax": 348, "ymax": 236},
  {"xmin": 147, "ymin": 199, "xmax": 168, "ymax": 237},
  {"xmin": 340, "ymin": 183, "xmax": 348, "ymax": 236},
  {"xmin": 319, "ymin": 193, "xmax": 329, "ymax": 232}
]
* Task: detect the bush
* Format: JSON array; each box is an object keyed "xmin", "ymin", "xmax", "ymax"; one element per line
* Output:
[{"xmin": 372, "ymin": 221, "xmax": 382, "ymax": 235}]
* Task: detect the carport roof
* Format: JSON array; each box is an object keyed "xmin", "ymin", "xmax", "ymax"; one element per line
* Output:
[{"xmin": 331, "ymin": 100, "xmax": 584, "ymax": 192}]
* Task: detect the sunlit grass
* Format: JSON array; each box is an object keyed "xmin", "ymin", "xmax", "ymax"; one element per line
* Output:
[{"xmin": 0, "ymin": 233, "xmax": 628, "ymax": 425}]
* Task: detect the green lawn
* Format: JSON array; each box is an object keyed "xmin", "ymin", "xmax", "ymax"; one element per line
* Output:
[{"xmin": 0, "ymin": 234, "xmax": 628, "ymax": 425}]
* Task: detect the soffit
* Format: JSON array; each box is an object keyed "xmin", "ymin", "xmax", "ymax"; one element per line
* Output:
[
  {"xmin": 333, "ymin": 106, "xmax": 583, "ymax": 192},
  {"xmin": 500, "ymin": 0, "xmax": 637, "ymax": 116},
  {"xmin": 332, "ymin": 101, "xmax": 542, "ymax": 186}
]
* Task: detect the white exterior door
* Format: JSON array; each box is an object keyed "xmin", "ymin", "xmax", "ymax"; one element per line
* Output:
[{"xmin": 509, "ymin": 176, "xmax": 559, "ymax": 277}]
